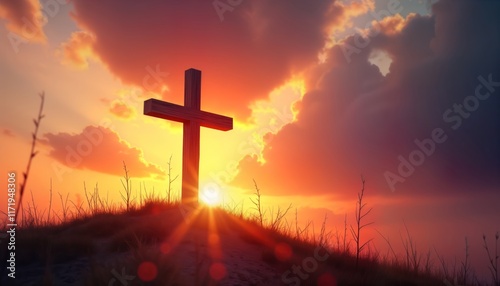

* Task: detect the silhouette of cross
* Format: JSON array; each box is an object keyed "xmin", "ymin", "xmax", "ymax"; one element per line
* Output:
[{"xmin": 144, "ymin": 68, "xmax": 233, "ymax": 205}]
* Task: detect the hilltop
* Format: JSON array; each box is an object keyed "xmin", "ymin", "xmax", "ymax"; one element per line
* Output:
[{"xmin": 0, "ymin": 200, "xmax": 444, "ymax": 286}]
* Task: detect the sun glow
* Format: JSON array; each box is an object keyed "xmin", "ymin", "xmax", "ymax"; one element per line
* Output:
[{"xmin": 200, "ymin": 184, "xmax": 222, "ymax": 206}]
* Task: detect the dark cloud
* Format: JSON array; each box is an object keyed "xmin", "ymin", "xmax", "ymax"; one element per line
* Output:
[
  {"xmin": 67, "ymin": 0, "xmax": 365, "ymax": 118},
  {"xmin": 234, "ymin": 0, "xmax": 500, "ymax": 198},
  {"xmin": 42, "ymin": 126, "xmax": 164, "ymax": 179}
]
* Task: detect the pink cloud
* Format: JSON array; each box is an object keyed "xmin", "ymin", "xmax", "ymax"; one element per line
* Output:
[
  {"xmin": 0, "ymin": 0, "xmax": 46, "ymax": 42},
  {"xmin": 42, "ymin": 126, "xmax": 164, "ymax": 179}
]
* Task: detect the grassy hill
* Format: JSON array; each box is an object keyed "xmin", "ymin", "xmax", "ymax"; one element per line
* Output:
[{"xmin": 0, "ymin": 198, "xmax": 449, "ymax": 286}]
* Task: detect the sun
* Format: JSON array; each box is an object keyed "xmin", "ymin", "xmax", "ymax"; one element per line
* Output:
[{"xmin": 200, "ymin": 184, "xmax": 222, "ymax": 207}]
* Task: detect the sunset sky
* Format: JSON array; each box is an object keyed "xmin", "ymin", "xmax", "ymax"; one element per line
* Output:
[{"xmin": 1, "ymin": 0, "xmax": 499, "ymax": 278}]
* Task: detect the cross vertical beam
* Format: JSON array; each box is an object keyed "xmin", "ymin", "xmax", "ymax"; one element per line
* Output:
[
  {"xmin": 182, "ymin": 69, "xmax": 201, "ymax": 206},
  {"xmin": 143, "ymin": 68, "xmax": 233, "ymax": 206}
]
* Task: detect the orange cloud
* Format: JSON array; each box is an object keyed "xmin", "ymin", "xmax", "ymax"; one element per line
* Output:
[
  {"xmin": 329, "ymin": 0, "xmax": 376, "ymax": 32},
  {"xmin": 0, "ymin": 0, "xmax": 45, "ymax": 42},
  {"xmin": 67, "ymin": 0, "xmax": 347, "ymax": 119},
  {"xmin": 371, "ymin": 13, "xmax": 406, "ymax": 36},
  {"xmin": 59, "ymin": 31, "xmax": 97, "ymax": 69},
  {"xmin": 42, "ymin": 126, "xmax": 164, "ymax": 179},
  {"xmin": 109, "ymin": 100, "xmax": 136, "ymax": 120}
]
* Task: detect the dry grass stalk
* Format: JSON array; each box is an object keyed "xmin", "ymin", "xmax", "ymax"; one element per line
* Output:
[
  {"xmin": 350, "ymin": 176, "xmax": 373, "ymax": 268},
  {"xmin": 15, "ymin": 92, "xmax": 45, "ymax": 222}
]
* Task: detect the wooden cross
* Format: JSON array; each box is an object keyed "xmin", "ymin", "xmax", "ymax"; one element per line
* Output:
[{"xmin": 144, "ymin": 68, "xmax": 233, "ymax": 206}]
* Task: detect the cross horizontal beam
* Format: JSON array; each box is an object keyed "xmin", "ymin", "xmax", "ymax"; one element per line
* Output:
[{"xmin": 144, "ymin": 98, "xmax": 233, "ymax": 131}]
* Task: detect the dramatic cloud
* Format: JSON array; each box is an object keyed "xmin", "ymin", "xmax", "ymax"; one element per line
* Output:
[
  {"xmin": 233, "ymin": 0, "xmax": 500, "ymax": 199},
  {"xmin": 66, "ymin": 0, "xmax": 373, "ymax": 118},
  {"xmin": 0, "ymin": 0, "xmax": 45, "ymax": 42},
  {"xmin": 42, "ymin": 126, "xmax": 165, "ymax": 179},
  {"xmin": 59, "ymin": 31, "xmax": 97, "ymax": 69}
]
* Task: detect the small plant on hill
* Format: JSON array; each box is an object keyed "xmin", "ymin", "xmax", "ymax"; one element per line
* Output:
[
  {"xmin": 483, "ymin": 232, "xmax": 499, "ymax": 286},
  {"xmin": 350, "ymin": 176, "xmax": 373, "ymax": 268}
]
